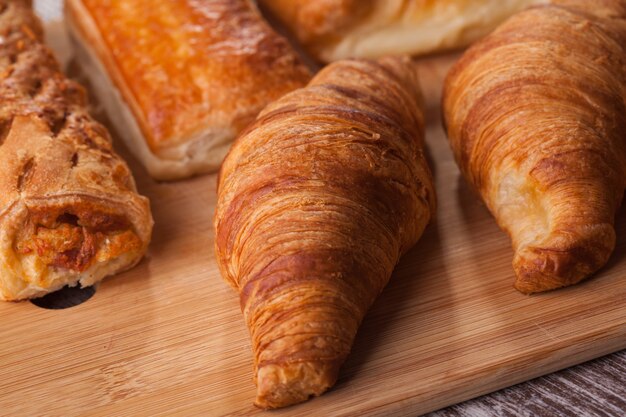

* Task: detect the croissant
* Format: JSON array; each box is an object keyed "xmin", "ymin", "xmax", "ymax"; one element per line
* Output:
[
  {"xmin": 215, "ymin": 56, "xmax": 435, "ymax": 408},
  {"xmin": 65, "ymin": 0, "xmax": 311, "ymax": 180},
  {"xmin": 0, "ymin": 0, "xmax": 153, "ymax": 301},
  {"xmin": 443, "ymin": 0, "xmax": 626, "ymax": 293},
  {"xmin": 259, "ymin": 0, "xmax": 545, "ymax": 63}
]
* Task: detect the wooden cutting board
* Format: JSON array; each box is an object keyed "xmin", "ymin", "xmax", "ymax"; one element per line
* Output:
[{"xmin": 1, "ymin": 27, "xmax": 625, "ymax": 417}]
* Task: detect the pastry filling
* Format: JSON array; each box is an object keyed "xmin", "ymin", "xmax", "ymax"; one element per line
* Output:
[{"xmin": 14, "ymin": 206, "xmax": 141, "ymax": 274}]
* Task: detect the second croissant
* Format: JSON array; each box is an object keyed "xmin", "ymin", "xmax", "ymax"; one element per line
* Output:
[{"xmin": 443, "ymin": 0, "xmax": 626, "ymax": 293}]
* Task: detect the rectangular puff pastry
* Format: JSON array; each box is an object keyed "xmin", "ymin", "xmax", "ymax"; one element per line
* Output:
[
  {"xmin": 0, "ymin": 0, "xmax": 153, "ymax": 301},
  {"xmin": 259, "ymin": 0, "xmax": 547, "ymax": 62},
  {"xmin": 65, "ymin": 0, "xmax": 311, "ymax": 180}
]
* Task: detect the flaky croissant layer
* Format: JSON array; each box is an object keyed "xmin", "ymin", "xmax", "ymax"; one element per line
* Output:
[
  {"xmin": 215, "ymin": 56, "xmax": 435, "ymax": 408},
  {"xmin": 443, "ymin": 0, "xmax": 626, "ymax": 293}
]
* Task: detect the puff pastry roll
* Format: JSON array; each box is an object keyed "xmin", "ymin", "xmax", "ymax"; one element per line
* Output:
[
  {"xmin": 65, "ymin": 0, "xmax": 311, "ymax": 180},
  {"xmin": 215, "ymin": 56, "xmax": 435, "ymax": 408},
  {"xmin": 0, "ymin": 0, "xmax": 153, "ymax": 301},
  {"xmin": 259, "ymin": 0, "xmax": 545, "ymax": 62},
  {"xmin": 443, "ymin": 0, "xmax": 626, "ymax": 293}
]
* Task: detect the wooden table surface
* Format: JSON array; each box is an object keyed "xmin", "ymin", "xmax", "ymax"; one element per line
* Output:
[
  {"xmin": 22, "ymin": 1, "xmax": 626, "ymax": 416},
  {"xmin": 430, "ymin": 350, "xmax": 625, "ymax": 416}
]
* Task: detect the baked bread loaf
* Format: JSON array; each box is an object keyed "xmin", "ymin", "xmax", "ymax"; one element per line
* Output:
[
  {"xmin": 443, "ymin": 0, "xmax": 626, "ymax": 293},
  {"xmin": 259, "ymin": 0, "xmax": 545, "ymax": 62},
  {"xmin": 0, "ymin": 0, "xmax": 153, "ymax": 301},
  {"xmin": 215, "ymin": 56, "xmax": 435, "ymax": 408},
  {"xmin": 65, "ymin": 0, "xmax": 311, "ymax": 180}
]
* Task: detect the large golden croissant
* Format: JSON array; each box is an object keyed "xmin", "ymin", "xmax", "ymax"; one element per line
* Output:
[
  {"xmin": 215, "ymin": 56, "xmax": 435, "ymax": 408},
  {"xmin": 443, "ymin": 0, "xmax": 626, "ymax": 293}
]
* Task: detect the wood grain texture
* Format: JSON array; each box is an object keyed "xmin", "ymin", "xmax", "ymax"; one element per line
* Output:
[
  {"xmin": 429, "ymin": 350, "xmax": 626, "ymax": 417},
  {"xmin": 1, "ymin": 7, "xmax": 625, "ymax": 416}
]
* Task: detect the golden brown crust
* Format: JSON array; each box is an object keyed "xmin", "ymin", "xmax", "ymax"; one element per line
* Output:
[
  {"xmin": 443, "ymin": 0, "xmax": 626, "ymax": 293},
  {"xmin": 65, "ymin": 0, "xmax": 311, "ymax": 180},
  {"xmin": 215, "ymin": 56, "xmax": 435, "ymax": 408},
  {"xmin": 260, "ymin": 0, "xmax": 372, "ymax": 45},
  {"xmin": 259, "ymin": 0, "xmax": 544, "ymax": 62},
  {"xmin": 0, "ymin": 0, "xmax": 153, "ymax": 301}
]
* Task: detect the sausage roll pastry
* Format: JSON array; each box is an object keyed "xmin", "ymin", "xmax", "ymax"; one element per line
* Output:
[
  {"xmin": 215, "ymin": 56, "xmax": 435, "ymax": 408},
  {"xmin": 443, "ymin": 0, "xmax": 626, "ymax": 293},
  {"xmin": 65, "ymin": 0, "xmax": 311, "ymax": 180},
  {"xmin": 0, "ymin": 0, "xmax": 153, "ymax": 301},
  {"xmin": 259, "ymin": 0, "xmax": 545, "ymax": 63}
]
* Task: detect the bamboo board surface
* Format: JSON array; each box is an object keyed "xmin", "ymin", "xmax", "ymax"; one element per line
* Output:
[{"xmin": 1, "ymin": 18, "xmax": 625, "ymax": 417}]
